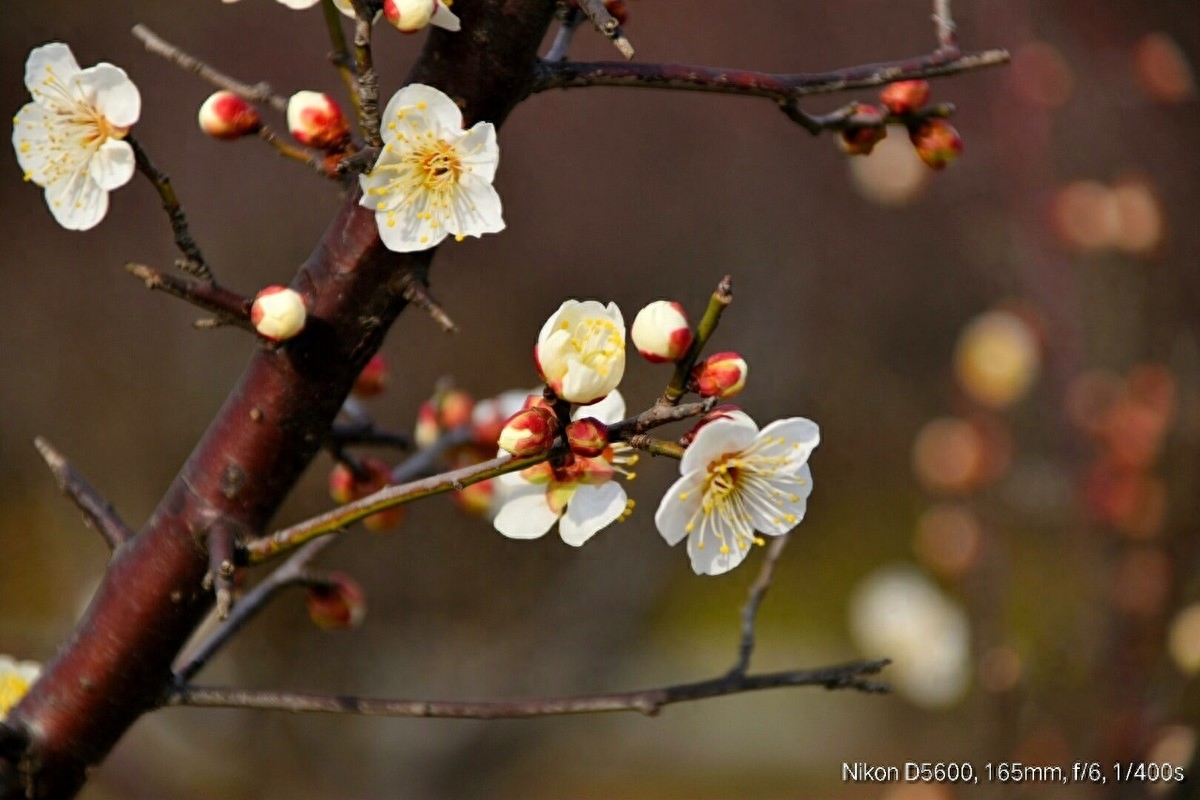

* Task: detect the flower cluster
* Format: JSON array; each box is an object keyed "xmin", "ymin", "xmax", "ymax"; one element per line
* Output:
[
  {"xmin": 222, "ymin": 0, "xmax": 461, "ymax": 34},
  {"xmin": 836, "ymin": 80, "xmax": 964, "ymax": 170}
]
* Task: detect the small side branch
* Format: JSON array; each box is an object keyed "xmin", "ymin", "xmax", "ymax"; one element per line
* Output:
[
  {"xmin": 321, "ymin": 0, "xmax": 360, "ymax": 114},
  {"xmin": 349, "ymin": 3, "xmax": 381, "ymax": 147},
  {"xmin": 34, "ymin": 437, "xmax": 132, "ymax": 550},
  {"xmin": 168, "ymin": 659, "xmax": 889, "ymax": 718},
  {"xmin": 205, "ymin": 524, "xmax": 239, "ymax": 620},
  {"xmin": 125, "ymin": 263, "xmax": 253, "ymax": 330},
  {"xmin": 574, "ymin": 0, "xmax": 634, "ymax": 60},
  {"xmin": 664, "ymin": 276, "xmax": 733, "ymax": 404},
  {"xmin": 401, "ymin": 278, "xmax": 458, "ymax": 333},
  {"xmin": 933, "ymin": 0, "xmax": 958, "ymax": 53},
  {"xmin": 132, "ymin": 24, "xmax": 288, "ymax": 114},
  {"xmin": 127, "ymin": 136, "xmax": 212, "ymax": 281},
  {"xmin": 728, "ymin": 534, "xmax": 789, "ymax": 677},
  {"xmin": 531, "ymin": 47, "xmax": 1010, "ymax": 105}
]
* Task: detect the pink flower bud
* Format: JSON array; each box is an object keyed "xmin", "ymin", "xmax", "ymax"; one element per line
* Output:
[
  {"xmin": 383, "ymin": 0, "xmax": 435, "ymax": 31},
  {"xmin": 198, "ymin": 91, "xmax": 262, "ymax": 140},
  {"xmin": 305, "ymin": 572, "xmax": 366, "ymax": 630},
  {"xmin": 680, "ymin": 404, "xmax": 755, "ymax": 446},
  {"xmin": 836, "ymin": 103, "xmax": 888, "ymax": 156},
  {"xmin": 497, "ymin": 406, "xmax": 560, "ymax": 457},
  {"xmin": 631, "ymin": 300, "xmax": 694, "ymax": 364},
  {"xmin": 439, "ymin": 390, "xmax": 475, "ymax": 430},
  {"xmin": 251, "ymin": 286, "xmax": 307, "ymax": 341},
  {"xmin": 566, "ymin": 417, "xmax": 609, "ymax": 458},
  {"xmin": 352, "ymin": 354, "xmax": 389, "ymax": 397},
  {"xmin": 328, "ymin": 459, "xmax": 406, "ymax": 532},
  {"xmin": 910, "ymin": 119, "xmax": 964, "ymax": 170},
  {"xmin": 879, "ymin": 80, "xmax": 931, "ymax": 115},
  {"xmin": 691, "ymin": 352, "xmax": 748, "ymax": 399},
  {"xmin": 286, "ymin": 91, "xmax": 350, "ymax": 150}
]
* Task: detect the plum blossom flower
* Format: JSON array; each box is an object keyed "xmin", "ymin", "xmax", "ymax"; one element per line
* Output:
[
  {"xmin": 0, "ymin": 655, "xmax": 41, "ymax": 719},
  {"xmin": 360, "ymin": 83, "xmax": 503, "ymax": 252},
  {"xmin": 493, "ymin": 390, "xmax": 637, "ymax": 546},
  {"xmin": 655, "ymin": 414, "xmax": 818, "ymax": 575},
  {"xmin": 535, "ymin": 300, "xmax": 626, "ymax": 405},
  {"xmin": 12, "ymin": 42, "xmax": 141, "ymax": 231},
  {"xmin": 230, "ymin": 0, "xmax": 461, "ymax": 31}
]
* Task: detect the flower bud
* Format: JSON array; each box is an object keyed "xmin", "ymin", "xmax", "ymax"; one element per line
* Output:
[
  {"xmin": 414, "ymin": 400, "xmax": 441, "ymax": 449},
  {"xmin": 305, "ymin": 572, "xmax": 366, "ymax": 630},
  {"xmin": 910, "ymin": 120, "xmax": 964, "ymax": 170},
  {"xmin": 836, "ymin": 103, "xmax": 887, "ymax": 156},
  {"xmin": 439, "ymin": 390, "xmax": 475, "ymax": 430},
  {"xmin": 680, "ymin": 404, "xmax": 755, "ymax": 446},
  {"xmin": 383, "ymin": 0, "xmax": 460, "ymax": 32},
  {"xmin": 353, "ymin": 354, "xmax": 389, "ymax": 397},
  {"xmin": 251, "ymin": 286, "xmax": 307, "ymax": 342},
  {"xmin": 879, "ymin": 80, "xmax": 931, "ymax": 115},
  {"xmin": 328, "ymin": 458, "xmax": 406, "ymax": 531},
  {"xmin": 566, "ymin": 417, "xmax": 609, "ymax": 458},
  {"xmin": 286, "ymin": 91, "xmax": 350, "ymax": 150},
  {"xmin": 498, "ymin": 406, "xmax": 560, "ymax": 457},
  {"xmin": 691, "ymin": 352, "xmax": 748, "ymax": 399},
  {"xmin": 452, "ymin": 479, "xmax": 495, "ymax": 518},
  {"xmin": 631, "ymin": 300, "xmax": 694, "ymax": 364},
  {"xmin": 198, "ymin": 91, "xmax": 262, "ymax": 140}
]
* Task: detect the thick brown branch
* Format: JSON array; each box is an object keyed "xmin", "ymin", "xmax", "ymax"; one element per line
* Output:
[
  {"xmin": 530, "ymin": 47, "xmax": 1010, "ymax": 103},
  {"xmin": 168, "ymin": 659, "xmax": 890, "ymax": 719},
  {"xmin": 33, "ymin": 437, "xmax": 133, "ymax": 550},
  {"xmin": 125, "ymin": 263, "xmax": 253, "ymax": 330}
]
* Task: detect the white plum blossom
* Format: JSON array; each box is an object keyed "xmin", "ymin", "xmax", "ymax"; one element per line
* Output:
[
  {"xmin": 493, "ymin": 390, "xmax": 637, "ymax": 546},
  {"xmin": 0, "ymin": 655, "xmax": 41, "ymax": 719},
  {"xmin": 360, "ymin": 83, "xmax": 502, "ymax": 252},
  {"xmin": 535, "ymin": 300, "xmax": 626, "ymax": 405},
  {"xmin": 655, "ymin": 414, "xmax": 818, "ymax": 575},
  {"xmin": 382, "ymin": 0, "xmax": 461, "ymax": 32},
  {"xmin": 12, "ymin": 42, "xmax": 141, "ymax": 231}
]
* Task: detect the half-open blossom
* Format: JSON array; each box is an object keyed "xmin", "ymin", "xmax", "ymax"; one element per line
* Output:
[
  {"xmin": 251, "ymin": 286, "xmax": 307, "ymax": 341},
  {"xmin": 631, "ymin": 300, "xmax": 693, "ymax": 363},
  {"xmin": 880, "ymin": 80, "xmax": 931, "ymax": 115},
  {"xmin": 198, "ymin": 91, "xmax": 261, "ymax": 140},
  {"xmin": 0, "ymin": 655, "xmax": 41, "ymax": 718},
  {"xmin": 691, "ymin": 352, "xmax": 748, "ymax": 399},
  {"xmin": 287, "ymin": 91, "xmax": 350, "ymax": 150},
  {"xmin": 498, "ymin": 406, "xmax": 559, "ymax": 457},
  {"xmin": 535, "ymin": 300, "xmax": 626, "ymax": 404},
  {"xmin": 360, "ymin": 83, "xmax": 503, "ymax": 252},
  {"xmin": 655, "ymin": 414, "xmax": 818, "ymax": 575},
  {"xmin": 384, "ymin": 0, "xmax": 461, "ymax": 32},
  {"xmin": 910, "ymin": 120, "xmax": 964, "ymax": 170},
  {"xmin": 493, "ymin": 390, "xmax": 636, "ymax": 546},
  {"xmin": 566, "ymin": 417, "xmax": 608, "ymax": 457},
  {"xmin": 12, "ymin": 42, "xmax": 140, "ymax": 231}
]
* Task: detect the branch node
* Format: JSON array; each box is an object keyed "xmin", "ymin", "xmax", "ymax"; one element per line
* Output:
[
  {"xmin": 402, "ymin": 280, "xmax": 458, "ymax": 333},
  {"xmin": 34, "ymin": 437, "xmax": 133, "ymax": 550}
]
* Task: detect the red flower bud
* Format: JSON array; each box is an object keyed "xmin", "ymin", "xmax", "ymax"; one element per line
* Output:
[
  {"xmin": 198, "ymin": 91, "xmax": 262, "ymax": 140},
  {"xmin": 680, "ymin": 404, "xmax": 755, "ymax": 446},
  {"xmin": 910, "ymin": 119, "xmax": 964, "ymax": 170},
  {"xmin": 250, "ymin": 286, "xmax": 306, "ymax": 342},
  {"xmin": 328, "ymin": 458, "xmax": 406, "ymax": 532},
  {"xmin": 287, "ymin": 91, "xmax": 350, "ymax": 151},
  {"xmin": 353, "ymin": 354, "xmax": 389, "ymax": 398},
  {"xmin": 837, "ymin": 103, "xmax": 888, "ymax": 156},
  {"xmin": 452, "ymin": 479, "xmax": 495, "ymax": 518},
  {"xmin": 305, "ymin": 572, "xmax": 366, "ymax": 630},
  {"xmin": 566, "ymin": 417, "xmax": 609, "ymax": 458},
  {"xmin": 879, "ymin": 80, "xmax": 931, "ymax": 115},
  {"xmin": 498, "ymin": 406, "xmax": 560, "ymax": 457},
  {"xmin": 631, "ymin": 300, "xmax": 694, "ymax": 364},
  {"xmin": 691, "ymin": 352, "xmax": 748, "ymax": 399}
]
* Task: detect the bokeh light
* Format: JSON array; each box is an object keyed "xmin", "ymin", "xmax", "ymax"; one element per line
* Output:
[
  {"xmin": 848, "ymin": 126, "xmax": 930, "ymax": 206},
  {"xmin": 912, "ymin": 417, "xmax": 987, "ymax": 494},
  {"xmin": 1132, "ymin": 33, "xmax": 1196, "ymax": 105},
  {"xmin": 1010, "ymin": 41, "xmax": 1075, "ymax": 109},
  {"xmin": 954, "ymin": 309, "xmax": 1041, "ymax": 409},
  {"xmin": 914, "ymin": 503, "xmax": 984, "ymax": 579},
  {"xmin": 1110, "ymin": 547, "xmax": 1171, "ymax": 617},
  {"xmin": 1167, "ymin": 603, "xmax": 1200, "ymax": 675},
  {"xmin": 977, "ymin": 644, "xmax": 1023, "ymax": 693}
]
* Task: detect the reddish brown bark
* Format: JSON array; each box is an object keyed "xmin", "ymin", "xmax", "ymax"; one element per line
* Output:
[{"xmin": 0, "ymin": 2, "xmax": 554, "ymax": 796}]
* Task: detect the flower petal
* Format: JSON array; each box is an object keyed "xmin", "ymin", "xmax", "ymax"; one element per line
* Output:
[
  {"xmin": 687, "ymin": 529, "xmax": 753, "ymax": 576},
  {"xmin": 25, "ymin": 43, "xmax": 80, "ymax": 95},
  {"xmin": 382, "ymin": 83, "xmax": 463, "ymax": 139},
  {"xmin": 88, "ymin": 139, "xmax": 135, "ymax": 191},
  {"xmin": 559, "ymin": 482, "xmax": 626, "ymax": 546},
  {"xmin": 536, "ymin": 300, "xmax": 576, "ymax": 345},
  {"xmin": 747, "ymin": 463, "xmax": 813, "ymax": 535},
  {"xmin": 457, "ymin": 122, "xmax": 499, "ymax": 182},
  {"xmin": 78, "ymin": 63, "xmax": 141, "ymax": 128},
  {"xmin": 375, "ymin": 205, "xmax": 449, "ymax": 252},
  {"xmin": 44, "ymin": 170, "xmax": 108, "ymax": 231},
  {"xmin": 575, "ymin": 388, "xmax": 625, "ymax": 423},
  {"xmin": 680, "ymin": 417, "xmax": 758, "ymax": 476},
  {"xmin": 654, "ymin": 471, "xmax": 705, "ymax": 546},
  {"xmin": 430, "ymin": 0, "xmax": 461, "ymax": 31},
  {"xmin": 757, "ymin": 417, "xmax": 820, "ymax": 467},
  {"xmin": 449, "ymin": 173, "xmax": 505, "ymax": 237},
  {"xmin": 12, "ymin": 103, "xmax": 54, "ymax": 181},
  {"xmin": 493, "ymin": 488, "xmax": 560, "ymax": 540}
]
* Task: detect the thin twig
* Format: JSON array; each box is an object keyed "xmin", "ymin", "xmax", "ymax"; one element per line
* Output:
[
  {"xmin": 132, "ymin": 24, "xmax": 288, "ymax": 113},
  {"xmin": 664, "ymin": 276, "xmax": 733, "ymax": 404},
  {"xmin": 127, "ymin": 135, "xmax": 212, "ymax": 281},
  {"xmin": 349, "ymin": 2, "xmax": 381, "ymax": 147},
  {"xmin": 625, "ymin": 435, "xmax": 685, "ymax": 459},
  {"xmin": 258, "ymin": 126, "xmax": 334, "ymax": 178},
  {"xmin": 327, "ymin": 421, "xmax": 411, "ymax": 452},
  {"xmin": 125, "ymin": 263, "xmax": 253, "ymax": 330},
  {"xmin": 728, "ymin": 534, "xmax": 790, "ymax": 677},
  {"xmin": 787, "ymin": 100, "xmax": 955, "ymax": 137},
  {"xmin": 321, "ymin": 0, "xmax": 361, "ymax": 115},
  {"xmin": 932, "ymin": 0, "xmax": 958, "ymax": 53},
  {"xmin": 33, "ymin": 437, "xmax": 133, "ymax": 550},
  {"xmin": 544, "ymin": 6, "xmax": 583, "ymax": 62},
  {"xmin": 574, "ymin": 0, "xmax": 634, "ymax": 59},
  {"xmin": 531, "ymin": 47, "xmax": 1010, "ymax": 105},
  {"xmin": 402, "ymin": 279, "xmax": 458, "ymax": 333},
  {"xmin": 206, "ymin": 524, "xmax": 238, "ymax": 620},
  {"xmin": 168, "ymin": 658, "xmax": 890, "ymax": 718}
]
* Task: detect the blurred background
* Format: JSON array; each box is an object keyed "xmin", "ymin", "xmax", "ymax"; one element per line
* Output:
[{"xmin": 2, "ymin": 1, "xmax": 1199, "ymax": 797}]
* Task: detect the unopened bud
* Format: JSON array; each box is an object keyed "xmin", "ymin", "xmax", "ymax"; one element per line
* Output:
[
  {"xmin": 287, "ymin": 91, "xmax": 350, "ymax": 150},
  {"xmin": 681, "ymin": 404, "xmax": 755, "ymax": 446},
  {"xmin": 836, "ymin": 103, "xmax": 887, "ymax": 156},
  {"xmin": 498, "ymin": 406, "xmax": 559, "ymax": 457},
  {"xmin": 353, "ymin": 354, "xmax": 388, "ymax": 397},
  {"xmin": 383, "ymin": 0, "xmax": 460, "ymax": 32},
  {"xmin": 414, "ymin": 400, "xmax": 440, "ymax": 449},
  {"xmin": 439, "ymin": 390, "xmax": 475, "ymax": 430},
  {"xmin": 198, "ymin": 91, "xmax": 262, "ymax": 140},
  {"xmin": 566, "ymin": 417, "xmax": 609, "ymax": 458},
  {"xmin": 305, "ymin": 572, "xmax": 366, "ymax": 630},
  {"xmin": 879, "ymin": 80, "xmax": 930, "ymax": 115},
  {"xmin": 631, "ymin": 300, "xmax": 694, "ymax": 364},
  {"xmin": 691, "ymin": 352, "xmax": 748, "ymax": 399},
  {"xmin": 328, "ymin": 458, "xmax": 406, "ymax": 532},
  {"xmin": 251, "ymin": 286, "xmax": 307, "ymax": 342},
  {"xmin": 910, "ymin": 119, "xmax": 964, "ymax": 170}
]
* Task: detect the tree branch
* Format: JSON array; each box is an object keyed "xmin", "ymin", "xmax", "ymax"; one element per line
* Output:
[
  {"xmin": 574, "ymin": 0, "xmax": 634, "ymax": 60},
  {"xmin": 664, "ymin": 275, "xmax": 732, "ymax": 404},
  {"xmin": 128, "ymin": 135, "xmax": 213, "ymax": 281},
  {"xmin": 728, "ymin": 534, "xmax": 790, "ymax": 677},
  {"xmin": 168, "ymin": 659, "xmax": 890, "ymax": 719},
  {"xmin": 33, "ymin": 437, "xmax": 133, "ymax": 551},
  {"xmin": 125, "ymin": 263, "xmax": 253, "ymax": 330}
]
